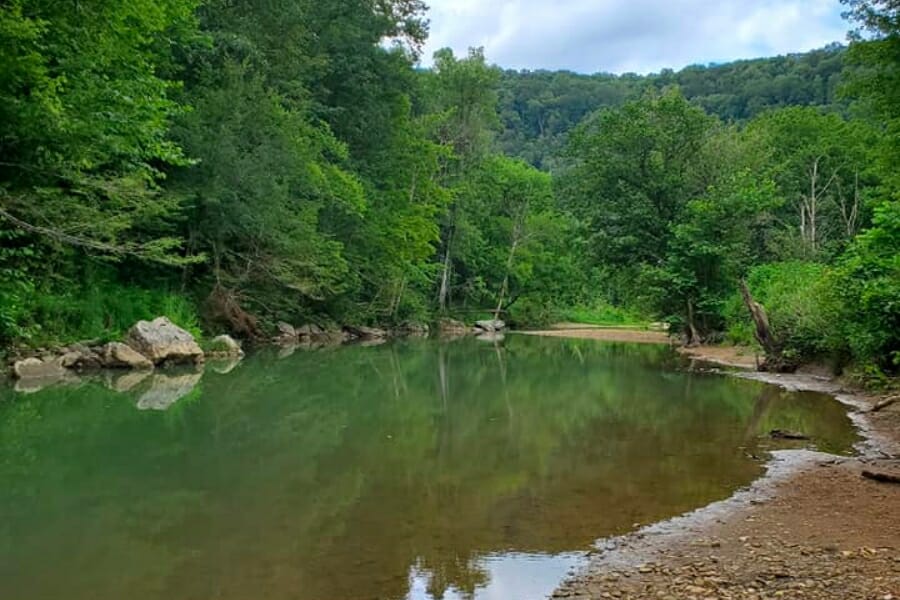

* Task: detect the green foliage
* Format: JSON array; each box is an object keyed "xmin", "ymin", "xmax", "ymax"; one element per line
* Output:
[
  {"xmin": 0, "ymin": 227, "xmax": 37, "ymax": 343},
  {"xmin": 746, "ymin": 106, "xmax": 877, "ymax": 258},
  {"xmin": 829, "ymin": 200, "xmax": 900, "ymax": 370},
  {"xmin": 0, "ymin": 0, "xmax": 200, "ymax": 263},
  {"xmin": 648, "ymin": 172, "xmax": 782, "ymax": 338},
  {"xmin": 724, "ymin": 262, "xmax": 832, "ymax": 358},
  {"xmin": 172, "ymin": 61, "xmax": 360, "ymax": 309},
  {"xmin": 558, "ymin": 303, "xmax": 647, "ymax": 328},
  {"xmin": 0, "ymin": 0, "xmax": 894, "ymax": 377},
  {"xmin": 12, "ymin": 263, "xmax": 201, "ymax": 346},
  {"xmin": 498, "ymin": 45, "xmax": 846, "ymax": 169},
  {"xmin": 562, "ymin": 88, "xmax": 716, "ymax": 267}
]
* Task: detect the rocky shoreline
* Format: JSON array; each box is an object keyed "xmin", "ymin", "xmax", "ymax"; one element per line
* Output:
[
  {"xmin": 550, "ymin": 369, "xmax": 900, "ymax": 600},
  {"xmin": 6, "ymin": 316, "xmax": 508, "ymax": 393}
]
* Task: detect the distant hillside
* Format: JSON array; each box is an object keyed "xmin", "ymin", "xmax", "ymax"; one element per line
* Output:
[{"xmin": 498, "ymin": 44, "xmax": 847, "ymax": 169}]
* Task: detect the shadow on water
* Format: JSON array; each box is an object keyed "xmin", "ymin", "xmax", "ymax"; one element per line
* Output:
[{"xmin": 0, "ymin": 336, "xmax": 858, "ymax": 600}]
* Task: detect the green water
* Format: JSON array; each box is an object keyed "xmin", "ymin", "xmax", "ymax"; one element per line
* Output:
[{"xmin": 0, "ymin": 336, "xmax": 857, "ymax": 600}]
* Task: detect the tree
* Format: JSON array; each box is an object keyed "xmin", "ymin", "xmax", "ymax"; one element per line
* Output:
[
  {"xmin": 654, "ymin": 172, "xmax": 782, "ymax": 343},
  {"xmin": 0, "ymin": 0, "xmax": 201, "ymax": 263},
  {"xmin": 560, "ymin": 88, "xmax": 716, "ymax": 290},
  {"xmin": 170, "ymin": 62, "xmax": 365, "ymax": 331},
  {"xmin": 425, "ymin": 48, "xmax": 502, "ymax": 312},
  {"xmin": 747, "ymin": 107, "xmax": 876, "ymax": 257}
]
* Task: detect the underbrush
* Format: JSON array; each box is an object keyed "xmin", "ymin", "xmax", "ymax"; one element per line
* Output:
[
  {"xmin": 13, "ymin": 279, "xmax": 201, "ymax": 347},
  {"xmin": 557, "ymin": 302, "xmax": 648, "ymax": 328}
]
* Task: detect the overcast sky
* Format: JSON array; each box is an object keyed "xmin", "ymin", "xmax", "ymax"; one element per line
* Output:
[{"xmin": 421, "ymin": 0, "xmax": 849, "ymax": 74}]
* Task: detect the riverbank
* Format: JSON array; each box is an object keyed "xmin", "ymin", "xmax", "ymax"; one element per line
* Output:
[
  {"xmin": 522, "ymin": 326, "xmax": 761, "ymax": 369},
  {"xmin": 521, "ymin": 325, "xmax": 675, "ymax": 344},
  {"xmin": 535, "ymin": 330, "xmax": 900, "ymax": 599}
]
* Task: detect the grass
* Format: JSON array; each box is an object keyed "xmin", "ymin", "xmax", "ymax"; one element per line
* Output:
[
  {"xmin": 558, "ymin": 303, "xmax": 649, "ymax": 328},
  {"xmin": 23, "ymin": 281, "xmax": 203, "ymax": 347}
]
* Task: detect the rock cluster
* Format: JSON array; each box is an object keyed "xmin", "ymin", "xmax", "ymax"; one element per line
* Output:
[
  {"xmin": 10, "ymin": 317, "xmax": 243, "ymax": 385},
  {"xmin": 475, "ymin": 319, "xmax": 506, "ymax": 333},
  {"xmin": 273, "ymin": 321, "xmax": 433, "ymax": 346}
]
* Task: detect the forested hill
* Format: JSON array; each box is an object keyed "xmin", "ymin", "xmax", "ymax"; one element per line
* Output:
[
  {"xmin": 1, "ymin": 1, "xmax": 897, "ymax": 378},
  {"xmin": 499, "ymin": 45, "xmax": 846, "ymax": 169}
]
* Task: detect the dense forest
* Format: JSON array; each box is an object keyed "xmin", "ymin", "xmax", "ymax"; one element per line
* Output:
[
  {"xmin": 498, "ymin": 44, "xmax": 847, "ymax": 169},
  {"xmin": 0, "ymin": 0, "xmax": 897, "ymax": 379}
]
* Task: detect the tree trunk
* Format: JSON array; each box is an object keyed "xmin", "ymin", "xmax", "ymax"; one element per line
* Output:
[
  {"xmin": 739, "ymin": 279, "xmax": 796, "ymax": 372},
  {"xmin": 494, "ymin": 231, "xmax": 520, "ymax": 321},
  {"xmin": 438, "ymin": 230, "xmax": 453, "ymax": 313},
  {"xmin": 685, "ymin": 298, "xmax": 701, "ymax": 346}
]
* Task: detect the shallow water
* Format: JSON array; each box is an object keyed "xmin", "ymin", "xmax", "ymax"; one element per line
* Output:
[{"xmin": 0, "ymin": 336, "xmax": 857, "ymax": 600}]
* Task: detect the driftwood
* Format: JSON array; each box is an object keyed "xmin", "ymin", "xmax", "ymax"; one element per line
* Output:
[
  {"xmin": 870, "ymin": 396, "xmax": 899, "ymax": 413},
  {"xmin": 770, "ymin": 429, "xmax": 810, "ymax": 440},
  {"xmin": 861, "ymin": 470, "xmax": 900, "ymax": 485},
  {"xmin": 739, "ymin": 279, "xmax": 797, "ymax": 373}
]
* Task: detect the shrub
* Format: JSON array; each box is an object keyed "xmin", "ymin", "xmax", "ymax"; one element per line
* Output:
[{"xmin": 724, "ymin": 261, "xmax": 832, "ymax": 358}]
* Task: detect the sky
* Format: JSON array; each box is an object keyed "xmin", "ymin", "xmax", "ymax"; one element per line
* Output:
[{"xmin": 420, "ymin": 0, "xmax": 849, "ymax": 74}]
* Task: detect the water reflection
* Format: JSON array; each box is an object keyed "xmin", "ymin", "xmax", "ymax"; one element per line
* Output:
[
  {"xmin": 0, "ymin": 336, "xmax": 858, "ymax": 600},
  {"xmin": 407, "ymin": 553, "xmax": 585, "ymax": 600}
]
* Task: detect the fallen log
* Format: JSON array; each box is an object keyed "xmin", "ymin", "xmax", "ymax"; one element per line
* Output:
[
  {"xmin": 770, "ymin": 429, "xmax": 810, "ymax": 440},
  {"xmin": 861, "ymin": 470, "xmax": 900, "ymax": 485},
  {"xmin": 870, "ymin": 396, "xmax": 899, "ymax": 413}
]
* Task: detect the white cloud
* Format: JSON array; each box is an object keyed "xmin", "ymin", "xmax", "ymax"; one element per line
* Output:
[{"xmin": 421, "ymin": 0, "xmax": 848, "ymax": 73}]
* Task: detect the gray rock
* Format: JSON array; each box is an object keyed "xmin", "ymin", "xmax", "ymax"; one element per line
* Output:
[
  {"xmin": 60, "ymin": 351, "xmax": 85, "ymax": 369},
  {"xmin": 11, "ymin": 357, "xmax": 77, "ymax": 392},
  {"xmin": 209, "ymin": 334, "xmax": 243, "ymax": 356},
  {"xmin": 345, "ymin": 325, "xmax": 388, "ymax": 340},
  {"xmin": 59, "ymin": 343, "xmax": 103, "ymax": 370},
  {"xmin": 438, "ymin": 318, "xmax": 469, "ymax": 335},
  {"xmin": 101, "ymin": 342, "xmax": 154, "ymax": 370},
  {"xmin": 475, "ymin": 319, "xmax": 506, "ymax": 333},
  {"xmin": 13, "ymin": 357, "xmax": 67, "ymax": 380},
  {"xmin": 274, "ymin": 322, "xmax": 300, "ymax": 344},
  {"xmin": 277, "ymin": 321, "xmax": 297, "ymax": 337},
  {"xmin": 125, "ymin": 317, "xmax": 204, "ymax": 366},
  {"xmin": 393, "ymin": 322, "xmax": 430, "ymax": 337}
]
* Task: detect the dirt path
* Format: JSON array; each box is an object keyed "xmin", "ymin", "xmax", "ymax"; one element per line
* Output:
[{"xmin": 530, "ymin": 328, "xmax": 900, "ymax": 600}]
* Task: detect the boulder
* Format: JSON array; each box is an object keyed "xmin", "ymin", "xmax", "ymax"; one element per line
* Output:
[
  {"xmin": 393, "ymin": 322, "xmax": 430, "ymax": 338},
  {"xmin": 101, "ymin": 342, "xmax": 154, "ymax": 370},
  {"xmin": 438, "ymin": 318, "xmax": 469, "ymax": 336},
  {"xmin": 12, "ymin": 357, "xmax": 67, "ymax": 380},
  {"xmin": 59, "ymin": 343, "xmax": 103, "ymax": 370},
  {"xmin": 276, "ymin": 322, "xmax": 297, "ymax": 338},
  {"xmin": 274, "ymin": 322, "xmax": 299, "ymax": 344},
  {"xmin": 345, "ymin": 325, "xmax": 388, "ymax": 340},
  {"xmin": 125, "ymin": 317, "xmax": 204, "ymax": 366},
  {"xmin": 11, "ymin": 357, "xmax": 76, "ymax": 392},
  {"xmin": 474, "ymin": 319, "xmax": 506, "ymax": 333},
  {"xmin": 208, "ymin": 334, "xmax": 244, "ymax": 357}
]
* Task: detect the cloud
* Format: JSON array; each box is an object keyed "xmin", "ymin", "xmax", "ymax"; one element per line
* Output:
[{"xmin": 421, "ymin": 0, "xmax": 848, "ymax": 74}]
